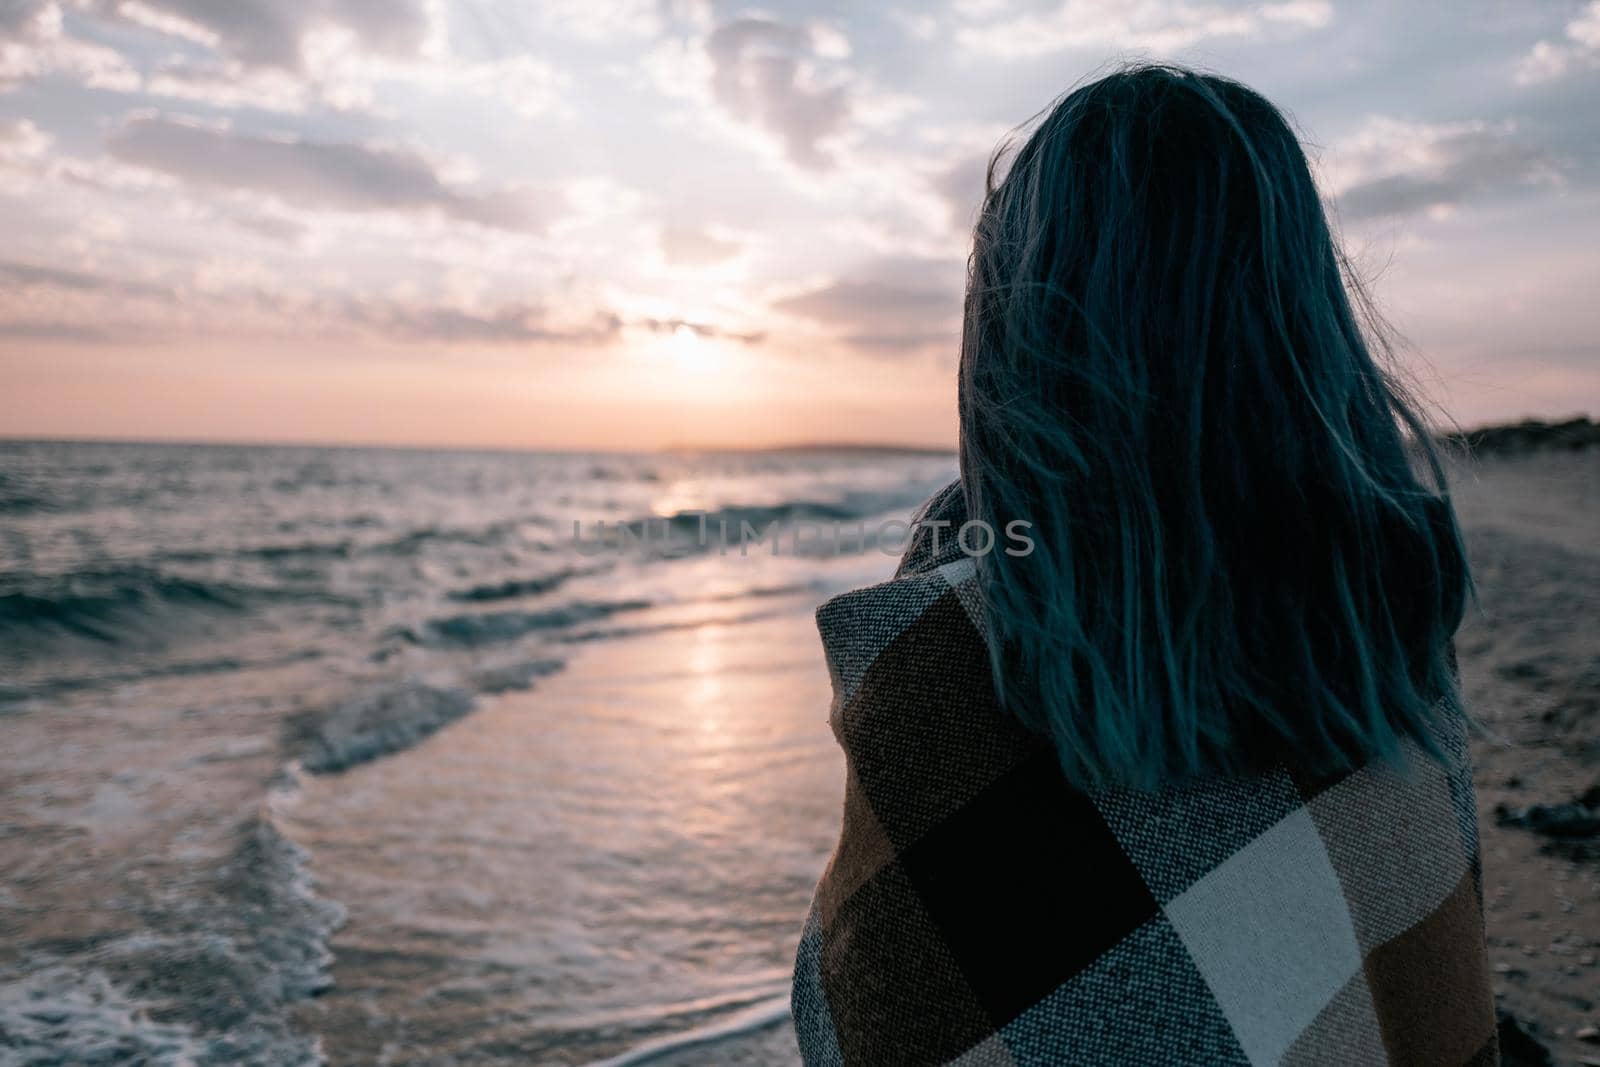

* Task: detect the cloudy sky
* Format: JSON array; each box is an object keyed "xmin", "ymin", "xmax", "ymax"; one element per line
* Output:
[{"xmin": 1, "ymin": 0, "xmax": 1597, "ymax": 449}]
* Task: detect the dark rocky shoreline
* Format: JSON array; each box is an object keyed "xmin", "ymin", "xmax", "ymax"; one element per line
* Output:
[{"xmin": 1444, "ymin": 417, "xmax": 1600, "ymax": 456}]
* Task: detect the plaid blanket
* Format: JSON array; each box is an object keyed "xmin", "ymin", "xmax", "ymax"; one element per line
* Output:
[{"xmin": 792, "ymin": 482, "xmax": 1496, "ymax": 1066}]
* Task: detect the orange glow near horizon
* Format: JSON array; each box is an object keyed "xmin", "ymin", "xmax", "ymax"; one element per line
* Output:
[{"xmin": 0, "ymin": 336, "xmax": 960, "ymax": 452}]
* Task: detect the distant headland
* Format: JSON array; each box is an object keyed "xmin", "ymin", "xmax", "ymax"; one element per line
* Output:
[
  {"xmin": 1442, "ymin": 416, "xmax": 1599, "ymax": 456},
  {"xmin": 662, "ymin": 441, "xmax": 957, "ymax": 456}
]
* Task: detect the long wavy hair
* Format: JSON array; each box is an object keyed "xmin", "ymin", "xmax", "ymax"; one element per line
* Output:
[{"xmin": 958, "ymin": 64, "xmax": 1470, "ymax": 789}]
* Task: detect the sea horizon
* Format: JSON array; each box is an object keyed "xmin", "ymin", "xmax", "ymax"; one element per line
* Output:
[
  {"xmin": 7, "ymin": 412, "xmax": 1595, "ymax": 460},
  {"xmin": 0, "ymin": 434, "xmax": 960, "ymax": 459}
]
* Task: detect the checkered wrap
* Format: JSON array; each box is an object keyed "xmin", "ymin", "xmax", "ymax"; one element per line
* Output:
[{"xmin": 792, "ymin": 483, "xmax": 1496, "ymax": 1066}]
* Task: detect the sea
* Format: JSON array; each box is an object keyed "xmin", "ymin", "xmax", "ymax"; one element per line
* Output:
[{"xmin": 0, "ymin": 439, "xmax": 961, "ymax": 1065}]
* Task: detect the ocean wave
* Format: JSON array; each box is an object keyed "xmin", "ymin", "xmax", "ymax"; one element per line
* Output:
[
  {"xmin": 586, "ymin": 462, "xmax": 662, "ymax": 482},
  {"xmin": 581, "ymin": 483, "xmax": 949, "ymax": 560},
  {"xmin": 1, "ymin": 649, "xmax": 324, "ymax": 705},
  {"xmin": 0, "ymin": 567, "xmax": 260, "ymax": 645},
  {"xmin": 0, "ymin": 965, "xmax": 206, "ymax": 1066},
  {"xmin": 155, "ymin": 538, "xmax": 356, "ymax": 565},
  {"xmin": 0, "ymin": 815, "xmax": 343, "ymax": 1067},
  {"xmin": 0, "ymin": 481, "xmax": 60, "ymax": 517},
  {"xmin": 580, "ymin": 991, "xmax": 793, "ymax": 1067},
  {"xmin": 392, "ymin": 598, "xmax": 652, "ymax": 649},
  {"xmin": 554, "ymin": 605, "xmax": 790, "ymax": 646},
  {"xmin": 0, "ymin": 564, "xmax": 362, "ymax": 659},
  {"xmin": 368, "ymin": 518, "xmax": 542, "ymax": 557},
  {"xmin": 219, "ymin": 811, "xmax": 346, "ymax": 1005},
  {"xmin": 471, "ymin": 658, "xmax": 566, "ymax": 694},
  {"xmin": 447, "ymin": 564, "xmax": 609, "ymax": 603},
  {"xmin": 659, "ymin": 495, "xmax": 901, "ymax": 535},
  {"xmin": 296, "ymin": 681, "xmax": 478, "ymax": 773},
  {"xmin": 705, "ymin": 581, "xmax": 818, "ymax": 601}
]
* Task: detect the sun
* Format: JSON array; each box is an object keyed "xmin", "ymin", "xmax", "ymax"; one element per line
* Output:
[
  {"xmin": 626, "ymin": 318, "xmax": 743, "ymax": 401},
  {"xmin": 665, "ymin": 323, "xmax": 715, "ymax": 373}
]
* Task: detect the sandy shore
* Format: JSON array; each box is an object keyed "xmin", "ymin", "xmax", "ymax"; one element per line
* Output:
[{"xmin": 1451, "ymin": 452, "xmax": 1600, "ymax": 1067}]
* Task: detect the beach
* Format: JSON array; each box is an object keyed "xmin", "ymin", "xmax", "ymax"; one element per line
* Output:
[
  {"xmin": 0, "ymin": 440, "xmax": 1595, "ymax": 1065},
  {"xmin": 1448, "ymin": 451, "xmax": 1600, "ymax": 1067}
]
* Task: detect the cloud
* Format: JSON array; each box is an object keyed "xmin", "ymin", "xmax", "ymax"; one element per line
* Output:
[
  {"xmin": 932, "ymin": 153, "xmax": 992, "ymax": 231},
  {"xmin": 0, "ymin": 258, "xmax": 114, "ymax": 290},
  {"xmin": 773, "ymin": 272, "xmax": 962, "ymax": 356},
  {"xmin": 409, "ymin": 55, "xmax": 567, "ymax": 120},
  {"xmin": 1515, "ymin": 1, "xmax": 1600, "ymax": 85},
  {"xmin": 775, "ymin": 279, "xmax": 953, "ymax": 323},
  {"xmin": 0, "ymin": 255, "xmax": 624, "ymax": 346},
  {"xmin": 1, "ymin": 0, "xmax": 140, "ymax": 91},
  {"xmin": 704, "ymin": 17, "xmax": 854, "ymax": 169},
  {"xmin": 0, "ymin": 117, "xmax": 51, "ymax": 162},
  {"xmin": 106, "ymin": 115, "xmax": 557, "ymax": 231},
  {"xmin": 325, "ymin": 300, "xmax": 760, "ymax": 348},
  {"xmin": 81, "ymin": 0, "xmax": 434, "ymax": 72},
  {"xmin": 335, "ymin": 299, "xmax": 623, "ymax": 345},
  {"xmin": 528, "ymin": 0, "xmax": 702, "ymax": 40},
  {"xmin": 0, "ymin": 257, "xmax": 172, "ymax": 298},
  {"xmin": 837, "ymin": 329, "xmax": 959, "ymax": 354},
  {"xmin": 636, "ymin": 316, "xmax": 764, "ymax": 343},
  {"xmin": 139, "ymin": 39, "xmax": 566, "ymax": 121},
  {"xmin": 0, "ymin": 318, "xmax": 119, "ymax": 342},
  {"xmin": 1, "ymin": 0, "xmax": 59, "ymax": 85},
  {"xmin": 0, "ymin": 257, "xmax": 174, "ymax": 345},
  {"xmin": 659, "ymin": 224, "xmax": 742, "ymax": 265},
  {"xmin": 953, "ymin": 0, "xmax": 1332, "ymax": 59},
  {"xmin": 0, "ymin": 0, "xmax": 52, "ymax": 36},
  {"xmin": 889, "ymin": 9, "xmax": 939, "ymax": 41},
  {"xmin": 228, "ymin": 211, "xmax": 310, "ymax": 244},
  {"xmin": 46, "ymin": 1, "xmax": 569, "ymax": 120},
  {"xmin": 1323, "ymin": 117, "xmax": 1559, "ymax": 221},
  {"xmin": 142, "ymin": 59, "xmax": 313, "ymax": 113}
]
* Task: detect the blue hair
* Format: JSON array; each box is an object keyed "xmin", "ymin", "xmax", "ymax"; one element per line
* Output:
[{"xmin": 958, "ymin": 64, "xmax": 1470, "ymax": 788}]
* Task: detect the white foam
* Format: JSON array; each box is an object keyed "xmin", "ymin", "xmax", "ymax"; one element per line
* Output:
[
  {"xmin": 0, "ymin": 965, "xmax": 206, "ymax": 1067},
  {"xmin": 582, "ymin": 994, "xmax": 793, "ymax": 1067}
]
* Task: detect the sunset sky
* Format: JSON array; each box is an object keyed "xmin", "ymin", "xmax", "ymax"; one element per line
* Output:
[{"xmin": 2, "ymin": 0, "xmax": 1597, "ymax": 450}]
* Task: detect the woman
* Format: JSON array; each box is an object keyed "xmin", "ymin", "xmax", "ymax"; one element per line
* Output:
[{"xmin": 792, "ymin": 66, "xmax": 1494, "ymax": 1066}]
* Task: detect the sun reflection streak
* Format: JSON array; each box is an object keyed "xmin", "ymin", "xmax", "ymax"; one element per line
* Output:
[{"xmin": 687, "ymin": 623, "xmax": 727, "ymax": 740}]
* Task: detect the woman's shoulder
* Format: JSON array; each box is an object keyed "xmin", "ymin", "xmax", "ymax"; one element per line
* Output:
[
  {"xmin": 895, "ymin": 478, "xmax": 970, "ymax": 577},
  {"xmin": 814, "ymin": 481, "xmax": 990, "ymax": 727}
]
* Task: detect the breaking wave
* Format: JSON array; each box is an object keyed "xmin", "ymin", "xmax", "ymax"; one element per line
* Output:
[
  {"xmin": 0, "ymin": 813, "xmax": 343, "ymax": 1067},
  {"xmin": 294, "ymin": 682, "xmax": 479, "ymax": 774},
  {"xmin": 0, "ymin": 567, "xmax": 262, "ymax": 645},
  {"xmin": 390, "ymin": 598, "xmax": 654, "ymax": 650}
]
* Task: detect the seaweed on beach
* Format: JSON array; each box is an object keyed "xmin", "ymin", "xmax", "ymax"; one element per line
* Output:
[
  {"xmin": 1496, "ymin": 784, "xmax": 1600, "ymax": 839},
  {"xmin": 1495, "ymin": 784, "xmax": 1600, "ymax": 863}
]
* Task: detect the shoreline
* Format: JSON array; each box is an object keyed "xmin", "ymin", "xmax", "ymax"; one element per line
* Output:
[{"xmin": 279, "ymin": 591, "xmax": 840, "ymax": 1065}]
